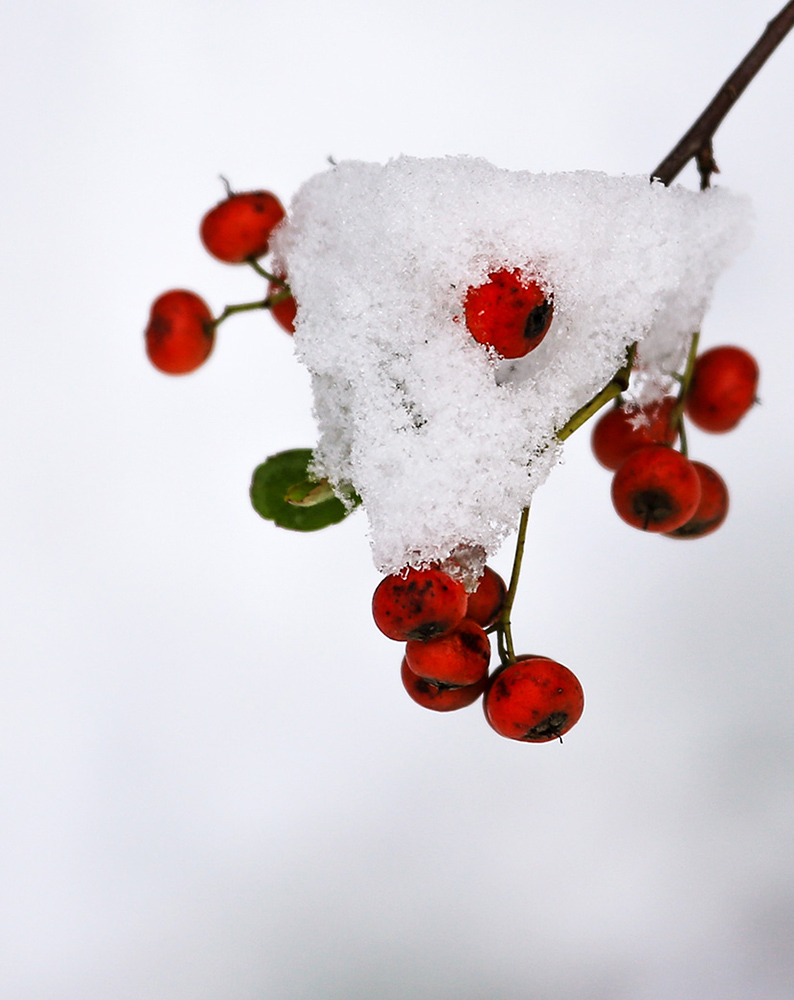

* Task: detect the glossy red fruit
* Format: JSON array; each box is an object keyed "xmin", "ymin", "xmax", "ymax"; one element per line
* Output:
[
  {"xmin": 400, "ymin": 658, "xmax": 487, "ymax": 712},
  {"xmin": 685, "ymin": 346, "xmax": 759, "ymax": 432},
  {"xmin": 591, "ymin": 397, "xmax": 678, "ymax": 471},
  {"xmin": 665, "ymin": 461, "xmax": 729, "ymax": 539},
  {"xmin": 268, "ymin": 279, "xmax": 297, "ymax": 334},
  {"xmin": 484, "ymin": 655, "xmax": 584, "ymax": 742},
  {"xmin": 145, "ymin": 290, "xmax": 215, "ymax": 375},
  {"xmin": 405, "ymin": 618, "xmax": 491, "ymax": 687},
  {"xmin": 466, "ymin": 566, "xmax": 507, "ymax": 629},
  {"xmin": 200, "ymin": 191, "xmax": 285, "ymax": 264},
  {"xmin": 372, "ymin": 567, "xmax": 468, "ymax": 642},
  {"xmin": 464, "ymin": 268, "xmax": 553, "ymax": 359},
  {"xmin": 611, "ymin": 445, "xmax": 701, "ymax": 532}
]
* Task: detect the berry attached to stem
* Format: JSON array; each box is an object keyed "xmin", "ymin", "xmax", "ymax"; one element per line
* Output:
[
  {"xmin": 484, "ymin": 655, "xmax": 584, "ymax": 742},
  {"xmin": 145, "ymin": 290, "xmax": 215, "ymax": 375},
  {"xmin": 611, "ymin": 445, "xmax": 701, "ymax": 532},
  {"xmin": 684, "ymin": 345, "xmax": 759, "ymax": 432},
  {"xmin": 372, "ymin": 567, "xmax": 468, "ymax": 642},
  {"xmin": 405, "ymin": 618, "xmax": 491, "ymax": 687},
  {"xmin": 268, "ymin": 279, "xmax": 297, "ymax": 334},
  {"xmin": 591, "ymin": 397, "xmax": 678, "ymax": 471},
  {"xmin": 200, "ymin": 190, "xmax": 286, "ymax": 264},
  {"xmin": 400, "ymin": 658, "xmax": 487, "ymax": 712},
  {"xmin": 466, "ymin": 566, "xmax": 507, "ymax": 629},
  {"xmin": 665, "ymin": 461, "xmax": 729, "ymax": 539}
]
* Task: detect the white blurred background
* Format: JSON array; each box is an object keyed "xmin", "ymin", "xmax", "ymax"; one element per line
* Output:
[{"xmin": 1, "ymin": 1, "xmax": 793, "ymax": 997}]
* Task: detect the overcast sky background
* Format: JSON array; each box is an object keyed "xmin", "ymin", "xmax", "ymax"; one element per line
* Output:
[{"xmin": 2, "ymin": 1, "xmax": 793, "ymax": 998}]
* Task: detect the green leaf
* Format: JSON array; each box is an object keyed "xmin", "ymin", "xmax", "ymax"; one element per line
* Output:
[{"xmin": 249, "ymin": 449, "xmax": 354, "ymax": 532}]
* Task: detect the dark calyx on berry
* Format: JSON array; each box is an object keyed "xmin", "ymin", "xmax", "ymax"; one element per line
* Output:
[
  {"xmin": 632, "ymin": 489, "xmax": 677, "ymax": 530},
  {"xmin": 524, "ymin": 297, "xmax": 553, "ymax": 348}
]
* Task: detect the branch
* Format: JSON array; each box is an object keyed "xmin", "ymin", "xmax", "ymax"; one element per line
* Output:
[{"xmin": 651, "ymin": 1, "xmax": 794, "ymax": 188}]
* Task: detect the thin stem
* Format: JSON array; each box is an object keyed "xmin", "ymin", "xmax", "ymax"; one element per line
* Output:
[
  {"xmin": 669, "ymin": 330, "xmax": 700, "ymax": 457},
  {"xmin": 556, "ymin": 344, "xmax": 636, "ymax": 442},
  {"xmin": 496, "ymin": 505, "xmax": 530, "ymax": 664},
  {"xmin": 212, "ymin": 298, "xmax": 271, "ymax": 328},
  {"xmin": 651, "ymin": 2, "xmax": 794, "ymax": 188},
  {"xmin": 247, "ymin": 258, "xmax": 289, "ymax": 286}
]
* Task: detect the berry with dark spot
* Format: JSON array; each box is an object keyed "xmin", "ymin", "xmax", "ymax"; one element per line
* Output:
[
  {"xmin": 372, "ymin": 567, "xmax": 468, "ymax": 642},
  {"xmin": 200, "ymin": 190, "xmax": 285, "ymax": 264},
  {"xmin": 464, "ymin": 268, "xmax": 553, "ymax": 359},
  {"xmin": 145, "ymin": 289, "xmax": 215, "ymax": 375},
  {"xmin": 400, "ymin": 658, "xmax": 487, "ymax": 712},
  {"xmin": 405, "ymin": 618, "xmax": 491, "ymax": 687},
  {"xmin": 665, "ymin": 461, "xmax": 729, "ymax": 539},
  {"xmin": 611, "ymin": 445, "xmax": 701, "ymax": 533},
  {"xmin": 685, "ymin": 345, "xmax": 759, "ymax": 433},
  {"xmin": 483, "ymin": 655, "xmax": 584, "ymax": 742}
]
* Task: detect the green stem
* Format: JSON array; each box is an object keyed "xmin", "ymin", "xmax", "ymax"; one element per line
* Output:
[
  {"xmin": 669, "ymin": 330, "xmax": 700, "ymax": 457},
  {"xmin": 496, "ymin": 505, "xmax": 530, "ymax": 665},
  {"xmin": 556, "ymin": 343, "xmax": 636, "ymax": 442},
  {"xmin": 212, "ymin": 298, "xmax": 271, "ymax": 328},
  {"xmin": 247, "ymin": 258, "xmax": 289, "ymax": 286}
]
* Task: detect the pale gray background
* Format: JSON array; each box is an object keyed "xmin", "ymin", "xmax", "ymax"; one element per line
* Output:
[{"xmin": 1, "ymin": 2, "xmax": 793, "ymax": 998}]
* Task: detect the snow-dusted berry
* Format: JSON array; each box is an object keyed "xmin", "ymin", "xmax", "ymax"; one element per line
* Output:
[
  {"xmin": 464, "ymin": 268, "xmax": 553, "ymax": 359},
  {"xmin": 372, "ymin": 567, "xmax": 467, "ymax": 642}
]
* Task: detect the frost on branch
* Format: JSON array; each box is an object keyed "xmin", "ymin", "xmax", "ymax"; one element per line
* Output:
[{"xmin": 271, "ymin": 156, "xmax": 751, "ymax": 578}]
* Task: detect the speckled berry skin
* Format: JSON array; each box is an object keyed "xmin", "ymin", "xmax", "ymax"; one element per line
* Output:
[
  {"xmin": 372, "ymin": 567, "xmax": 468, "ymax": 641},
  {"xmin": 405, "ymin": 618, "xmax": 491, "ymax": 687},
  {"xmin": 400, "ymin": 658, "xmax": 487, "ymax": 712},
  {"xmin": 591, "ymin": 397, "xmax": 678, "ymax": 471},
  {"xmin": 145, "ymin": 290, "xmax": 215, "ymax": 375},
  {"xmin": 685, "ymin": 345, "xmax": 759, "ymax": 433},
  {"xmin": 200, "ymin": 191, "xmax": 285, "ymax": 264},
  {"xmin": 611, "ymin": 445, "xmax": 701, "ymax": 532},
  {"xmin": 465, "ymin": 566, "xmax": 507, "ymax": 629},
  {"xmin": 464, "ymin": 269, "xmax": 553, "ymax": 359},
  {"xmin": 665, "ymin": 461, "xmax": 729, "ymax": 539},
  {"xmin": 484, "ymin": 655, "xmax": 584, "ymax": 742}
]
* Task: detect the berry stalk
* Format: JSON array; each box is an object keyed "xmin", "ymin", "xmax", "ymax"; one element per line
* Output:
[{"xmin": 494, "ymin": 505, "xmax": 530, "ymax": 666}]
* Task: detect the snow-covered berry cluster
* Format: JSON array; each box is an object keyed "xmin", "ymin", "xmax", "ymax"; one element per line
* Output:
[{"xmin": 142, "ymin": 157, "xmax": 758, "ymax": 743}]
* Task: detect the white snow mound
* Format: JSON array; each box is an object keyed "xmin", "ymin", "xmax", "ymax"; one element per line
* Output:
[{"xmin": 271, "ymin": 156, "xmax": 751, "ymax": 581}]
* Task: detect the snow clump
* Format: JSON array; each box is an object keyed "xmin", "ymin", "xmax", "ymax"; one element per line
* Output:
[{"xmin": 271, "ymin": 155, "xmax": 751, "ymax": 580}]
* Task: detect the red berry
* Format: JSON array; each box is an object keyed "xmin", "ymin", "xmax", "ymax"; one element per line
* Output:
[
  {"xmin": 466, "ymin": 566, "xmax": 507, "ymax": 629},
  {"xmin": 685, "ymin": 346, "xmax": 759, "ymax": 433},
  {"xmin": 464, "ymin": 268, "xmax": 553, "ymax": 359},
  {"xmin": 611, "ymin": 445, "xmax": 701, "ymax": 532},
  {"xmin": 405, "ymin": 618, "xmax": 491, "ymax": 687},
  {"xmin": 372, "ymin": 567, "xmax": 468, "ymax": 642},
  {"xmin": 591, "ymin": 397, "xmax": 678, "ymax": 471},
  {"xmin": 145, "ymin": 290, "xmax": 215, "ymax": 375},
  {"xmin": 665, "ymin": 461, "xmax": 729, "ymax": 539},
  {"xmin": 400, "ymin": 658, "xmax": 487, "ymax": 712},
  {"xmin": 268, "ymin": 279, "xmax": 297, "ymax": 334},
  {"xmin": 483, "ymin": 655, "xmax": 584, "ymax": 742},
  {"xmin": 200, "ymin": 191, "xmax": 285, "ymax": 264}
]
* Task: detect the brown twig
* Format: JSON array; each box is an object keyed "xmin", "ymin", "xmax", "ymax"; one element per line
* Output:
[{"xmin": 651, "ymin": 1, "xmax": 794, "ymax": 188}]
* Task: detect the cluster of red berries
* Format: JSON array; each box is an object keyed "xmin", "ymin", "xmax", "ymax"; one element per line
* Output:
[
  {"xmin": 372, "ymin": 565, "xmax": 585, "ymax": 742},
  {"xmin": 144, "ymin": 187, "xmax": 296, "ymax": 375},
  {"xmin": 142, "ymin": 181, "xmax": 760, "ymax": 749},
  {"xmin": 592, "ymin": 345, "xmax": 759, "ymax": 537}
]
